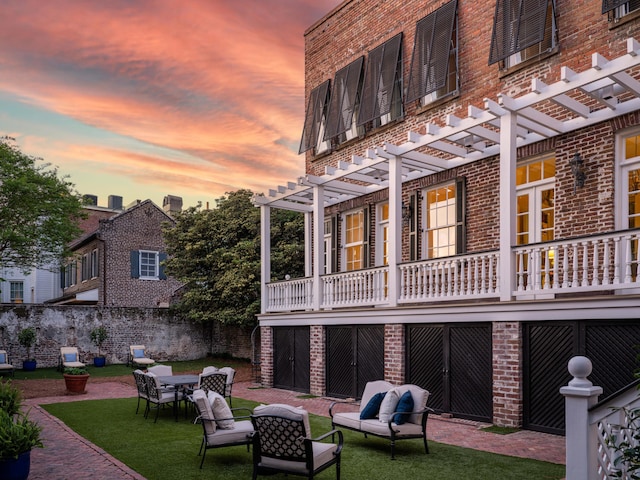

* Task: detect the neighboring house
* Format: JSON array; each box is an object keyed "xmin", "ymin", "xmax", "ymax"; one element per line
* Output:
[
  {"xmin": 254, "ymin": 0, "xmax": 640, "ymax": 435},
  {"xmin": 50, "ymin": 198, "xmax": 183, "ymax": 307}
]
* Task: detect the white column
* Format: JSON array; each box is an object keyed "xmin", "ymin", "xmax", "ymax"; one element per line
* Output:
[
  {"xmin": 387, "ymin": 155, "xmax": 402, "ymax": 307},
  {"xmin": 304, "ymin": 211, "xmax": 312, "ymax": 278},
  {"xmin": 499, "ymin": 111, "xmax": 517, "ymax": 301},
  {"xmin": 260, "ymin": 205, "xmax": 271, "ymax": 314},
  {"xmin": 560, "ymin": 356, "xmax": 603, "ymax": 480},
  {"xmin": 312, "ymin": 185, "xmax": 324, "ymax": 311}
]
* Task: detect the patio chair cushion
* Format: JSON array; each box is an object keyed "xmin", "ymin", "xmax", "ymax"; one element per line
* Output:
[
  {"xmin": 393, "ymin": 391, "xmax": 414, "ymax": 425},
  {"xmin": 378, "ymin": 388, "xmax": 400, "ymax": 423},
  {"xmin": 358, "ymin": 380, "xmax": 394, "ymax": 414},
  {"xmin": 202, "ymin": 366, "xmax": 218, "ymax": 375},
  {"xmin": 0, "ymin": 352, "xmax": 6, "ymax": 364},
  {"xmin": 258, "ymin": 441, "xmax": 337, "ymax": 474},
  {"xmin": 193, "ymin": 389, "xmax": 216, "ymax": 434},
  {"xmin": 63, "ymin": 353, "xmax": 77, "ymax": 362},
  {"xmin": 360, "ymin": 418, "xmax": 424, "ymax": 436},
  {"xmin": 207, "ymin": 391, "xmax": 234, "ymax": 429},
  {"xmin": 205, "ymin": 420, "xmax": 254, "ymax": 446},
  {"xmin": 394, "ymin": 384, "xmax": 429, "ymax": 425},
  {"xmin": 218, "ymin": 366, "xmax": 235, "ymax": 384},
  {"xmin": 253, "ymin": 403, "xmax": 312, "ymax": 438},
  {"xmin": 360, "ymin": 391, "xmax": 386, "ymax": 419},
  {"xmin": 133, "ymin": 349, "xmax": 145, "ymax": 358},
  {"xmin": 147, "ymin": 365, "xmax": 172, "ymax": 377}
]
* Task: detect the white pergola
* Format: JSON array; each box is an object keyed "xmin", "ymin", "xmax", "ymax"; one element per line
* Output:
[{"xmin": 253, "ymin": 37, "xmax": 640, "ymax": 312}]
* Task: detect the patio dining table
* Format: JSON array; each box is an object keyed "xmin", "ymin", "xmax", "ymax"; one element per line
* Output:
[{"xmin": 157, "ymin": 374, "xmax": 199, "ymax": 421}]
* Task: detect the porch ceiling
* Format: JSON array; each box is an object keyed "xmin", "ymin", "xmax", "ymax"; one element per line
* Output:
[{"xmin": 253, "ymin": 37, "xmax": 640, "ymax": 212}]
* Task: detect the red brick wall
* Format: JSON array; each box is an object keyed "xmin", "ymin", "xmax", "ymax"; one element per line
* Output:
[
  {"xmin": 492, "ymin": 322, "xmax": 523, "ymax": 428},
  {"xmin": 384, "ymin": 324, "xmax": 404, "ymax": 384},
  {"xmin": 310, "ymin": 325, "xmax": 326, "ymax": 395},
  {"xmin": 260, "ymin": 325, "xmax": 273, "ymax": 387}
]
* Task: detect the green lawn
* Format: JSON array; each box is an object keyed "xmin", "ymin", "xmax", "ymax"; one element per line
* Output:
[{"xmin": 43, "ymin": 397, "xmax": 565, "ymax": 480}]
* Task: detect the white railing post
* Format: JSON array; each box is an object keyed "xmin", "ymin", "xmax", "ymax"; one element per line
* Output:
[{"xmin": 560, "ymin": 356, "xmax": 603, "ymax": 480}]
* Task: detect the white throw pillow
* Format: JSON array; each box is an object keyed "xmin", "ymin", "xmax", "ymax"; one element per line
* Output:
[
  {"xmin": 378, "ymin": 388, "xmax": 400, "ymax": 423},
  {"xmin": 208, "ymin": 391, "xmax": 234, "ymax": 429}
]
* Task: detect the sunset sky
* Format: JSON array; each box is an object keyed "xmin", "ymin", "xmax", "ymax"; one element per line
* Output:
[{"xmin": 0, "ymin": 0, "xmax": 342, "ymax": 209}]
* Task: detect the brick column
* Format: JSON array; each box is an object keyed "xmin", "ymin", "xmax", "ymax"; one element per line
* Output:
[
  {"xmin": 259, "ymin": 326, "xmax": 273, "ymax": 387},
  {"xmin": 492, "ymin": 321, "xmax": 522, "ymax": 427},
  {"xmin": 384, "ymin": 324, "xmax": 404, "ymax": 384},
  {"xmin": 309, "ymin": 325, "xmax": 325, "ymax": 396}
]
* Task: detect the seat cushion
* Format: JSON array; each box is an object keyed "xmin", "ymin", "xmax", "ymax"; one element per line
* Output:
[
  {"xmin": 258, "ymin": 441, "xmax": 337, "ymax": 474},
  {"xmin": 205, "ymin": 420, "xmax": 253, "ymax": 446},
  {"xmin": 331, "ymin": 411, "xmax": 361, "ymax": 430},
  {"xmin": 360, "ymin": 391, "xmax": 386, "ymax": 419},
  {"xmin": 360, "ymin": 418, "xmax": 424, "ymax": 437},
  {"xmin": 133, "ymin": 357, "xmax": 154, "ymax": 365},
  {"xmin": 63, "ymin": 361, "xmax": 85, "ymax": 368},
  {"xmin": 208, "ymin": 391, "xmax": 234, "ymax": 429}
]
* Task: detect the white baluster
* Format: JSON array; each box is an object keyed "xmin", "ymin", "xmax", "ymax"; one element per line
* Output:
[
  {"xmin": 562, "ymin": 244, "xmax": 569, "ymax": 288},
  {"xmin": 592, "ymin": 240, "xmax": 600, "ymax": 286},
  {"xmin": 603, "ymin": 238, "xmax": 611, "ymax": 285},
  {"xmin": 613, "ymin": 237, "xmax": 621, "ymax": 285},
  {"xmin": 581, "ymin": 242, "xmax": 589, "ymax": 287}
]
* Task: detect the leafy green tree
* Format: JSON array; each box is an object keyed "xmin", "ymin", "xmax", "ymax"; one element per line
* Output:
[
  {"xmin": 0, "ymin": 137, "xmax": 84, "ymax": 271},
  {"xmin": 162, "ymin": 189, "xmax": 304, "ymax": 327}
]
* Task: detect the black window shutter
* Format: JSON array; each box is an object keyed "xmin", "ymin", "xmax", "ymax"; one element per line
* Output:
[
  {"xmin": 409, "ymin": 192, "xmax": 420, "ymax": 261},
  {"xmin": 602, "ymin": 0, "xmax": 628, "ymax": 14},
  {"xmin": 455, "ymin": 177, "xmax": 467, "ymax": 255},
  {"xmin": 407, "ymin": 0, "xmax": 458, "ymax": 103},
  {"xmin": 324, "ymin": 57, "xmax": 364, "ymax": 140},
  {"xmin": 299, "ymin": 80, "xmax": 331, "ymax": 154},
  {"xmin": 331, "ymin": 215, "xmax": 339, "ymax": 273},
  {"xmin": 60, "ymin": 266, "xmax": 66, "ymax": 289},
  {"xmin": 130, "ymin": 250, "xmax": 140, "ymax": 278},
  {"xmin": 488, "ymin": 0, "xmax": 550, "ymax": 65},
  {"xmin": 358, "ymin": 33, "xmax": 403, "ymax": 125},
  {"xmin": 363, "ymin": 206, "xmax": 370, "ymax": 268},
  {"xmin": 159, "ymin": 252, "xmax": 167, "ymax": 280}
]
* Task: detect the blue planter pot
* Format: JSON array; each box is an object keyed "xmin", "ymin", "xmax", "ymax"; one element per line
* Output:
[
  {"xmin": 22, "ymin": 360, "xmax": 36, "ymax": 372},
  {"xmin": 93, "ymin": 357, "xmax": 106, "ymax": 368},
  {"xmin": 0, "ymin": 450, "xmax": 31, "ymax": 480}
]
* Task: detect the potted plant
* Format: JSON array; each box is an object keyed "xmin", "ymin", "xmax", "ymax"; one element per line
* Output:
[
  {"xmin": 17, "ymin": 327, "xmax": 36, "ymax": 371},
  {"xmin": 63, "ymin": 366, "xmax": 90, "ymax": 394},
  {"xmin": 90, "ymin": 326, "xmax": 108, "ymax": 367},
  {"xmin": 0, "ymin": 381, "xmax": 43, "ymax": 480}
]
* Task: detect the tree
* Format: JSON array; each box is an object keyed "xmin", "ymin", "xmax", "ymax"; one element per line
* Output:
[
  {"xmin": 162, "ymin": 189, "xmax": 304, "ymax": 328},
  {"xmin": 0, "ymin": 137, "xmax": 84, "ymax": 271}
]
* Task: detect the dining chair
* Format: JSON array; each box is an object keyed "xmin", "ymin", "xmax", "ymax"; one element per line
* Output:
[
  {"xmin": 143, "ymin": 372, "xmax": 184, "ymax": 422},
  {"xmin": 218, "ymin": 367, "xmax": 236, "ymax": 407},
  {"xmin": 132, "ymin": 369, "xmax": 148, "ymax": 414}
]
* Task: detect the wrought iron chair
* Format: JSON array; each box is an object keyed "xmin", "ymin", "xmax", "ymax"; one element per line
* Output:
[
  {"xmin": 58, "ymin": 346, "xmax": 85, "ymax": 371},
  {"xmin": 143, "ymin": 372, "xmax": 184, "ymax": 422},
  {"xmin": 128, "ymin": 345, "xmax": 154, "ymax": 368},
  {"xmin": 0, "ymin": 350, "xmax": 14, "ymax": 377},
  {"xmin": 250, "ymin": 404, "xmax": 343, "ymax": 480},
  {"xmin": 191, "ymin": 389, "xmax": 254, "ymax": 469},
  {"xmin": 198, "ymin": 372, "xmax": 227, "ymax": 397},
  {"xmin": 132, "ymin": 369, "xmax": 148, "ymax": 414},
  {"xmin": 218, "ymin": 366, "xmax": 236, "ymax": 407}
]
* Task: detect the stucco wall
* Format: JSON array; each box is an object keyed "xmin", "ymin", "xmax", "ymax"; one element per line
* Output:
[{"xmin": 0, "ymin": 305, "xmax": 253, "ymax": 368}]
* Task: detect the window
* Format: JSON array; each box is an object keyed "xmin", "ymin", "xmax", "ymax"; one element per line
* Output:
[
  {"xmin": 131, "ymin": 250, "xmax": 167, "ymax": 280},
  {"xmin": 64, "ymin": 261, "xmax": 77, "ymax": 287},
  {"xmin": 619, "ymin": 133, "xmax": 640, "ymax": 280},
  {"xmin": 10, "ymin": 281, "xmax": 23, "ymax": 303},
  {"xmin": 424, "ymin": 184, "xmax": 457, "ymax": 258},
  {"xmin": 324, "ymin": 219, "xmax": 333, "ymax": 274},
  {"xmin": 489, "ymin": 0, "xmax": 557, "ymax": 67},
  {"xmin": 376, "ymin": 203, "xmax": 389, "ymax": 266},
  {"xmin": 358, "ymin": 33, "xmax": 403, "ymax": 129},
  {"xmin": 324, "ymin": 57, "xmax": 364, "ymax": 145},
  {"xmin": 299, "ymin": 80, "xmax": 331, "ymax": 155},
  {"xmin": 81, "ymin": 253, "xmax": 89, "ymax": 281},
  {"xmin": 90, "ymin": 249, "xmax": 99, "ymax": 278},
  {"xmin": 603, "ymin": 0, "xmax": 640, "ymax": 21},
  {"xmin": 406, "ymin": 0, "xmax": 458, "ymax": 105},
  {"xmin": 343, "ymin": 210, "xmax": 365, "ymax": 271}
]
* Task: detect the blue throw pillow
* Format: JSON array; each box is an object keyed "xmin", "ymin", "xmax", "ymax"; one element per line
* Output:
[
  {"xmin": 63, "ymin": 353, "xmax": 76, "ymax": 362},
  {"xmin": 360, "ymin": 392, "xmax": 386, "ymax": 420},
  {"xmin": 393, "ymin": 391, "xmax": 414, "ymax": 425},
  {"xmin": 133, "ymin": 349, "xmax": 145, "ymax": 358},
  {"xmin": 0, "ymin": 353, "xmax": 5, "ymax": 363}
]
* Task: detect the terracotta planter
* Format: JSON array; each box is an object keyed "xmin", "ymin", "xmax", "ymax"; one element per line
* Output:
[{"xmin": 63, "ymin": 374, "xmax": 90, "ymax": 394}]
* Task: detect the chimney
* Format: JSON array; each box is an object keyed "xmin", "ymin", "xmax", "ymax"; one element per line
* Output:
[
  {"xmin": 163, "ymin": 195, "xmax": 183, "ymax": 215},
  {"xmin": 82, "ymin": 194, "xmax": 98, "ymax": 206},
  {"xmin": 108, "ymin": 195, "xmax": 123, "ymax": 210}
]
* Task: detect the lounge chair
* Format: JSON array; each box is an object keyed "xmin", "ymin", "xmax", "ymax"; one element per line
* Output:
[
  {"xmin": 128, "ymin": 345, "xmax": 154, "ymax": 368},
  {"xmin": 58, "ymin": 347, "xmax": 85, "ymax": 371},
  {"xmin": 0, "ymin": 350, "xmax": 14, "ymax": 377}
]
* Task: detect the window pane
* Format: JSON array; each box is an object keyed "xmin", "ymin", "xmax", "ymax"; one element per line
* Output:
[{"xmin": 426, "ymin": 184, "xmax": 456, "ymax": 258}]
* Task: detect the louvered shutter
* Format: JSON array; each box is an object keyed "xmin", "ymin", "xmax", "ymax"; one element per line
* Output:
[
  {"xmin": 489, "ymin": 0, "xmax": 550, "ymax": 65},
  {"xmin": 407, "ymin": 0, "xmax": 458, "ymax": 103},
  {"xmin": 455, "ymin": 177, "xmax": 467, "ymax": 255},
  {"xmin": 159, "ymin": 252, "xmax": 167, "ymax": 280},
  {"xmin": 363, "ymin": 206, "xmax": 370, "ymax": 268},
  {"xmin": 324, "ymin": 57, "xmax": 364, "ymax": 140},
  {"xmin": 298, "ymin": 80, "xmax": 331, "ymax": 154},
  {"xmin": 130, "ymin": 250, "xmax": 140, "ymax": 278},
  {"xmin": 602, "ymin": 0, "xmax": 628, "ymax": 14},
  {"xmin": 331, "ymin": 215, "xmax": 339, "ymax": 273},
  {"xmin": 358, "ymin": 33, "xmax": 403, "ymax": 126},
  {"xmin": 409, "ymin": 192, "xmax": 420, "ymax": 261}
]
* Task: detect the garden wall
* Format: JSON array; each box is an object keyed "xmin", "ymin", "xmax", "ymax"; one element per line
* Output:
[{"xmin": 0, "ymin": 305, "xmax": 254, "ymax": 368}]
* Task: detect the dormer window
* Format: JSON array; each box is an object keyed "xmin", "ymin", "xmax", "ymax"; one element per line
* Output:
[{"xmin": 603, "ymin": 0, "xmax": 640, "ymax": 22}]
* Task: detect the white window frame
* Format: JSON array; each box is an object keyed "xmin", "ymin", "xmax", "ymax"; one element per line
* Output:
[
  {"xmin": 323, "ymin": 219, "xmax": 332, "ymax": 274},
  {"xmin": 10, "ymin": 281, "xmax": 23, "ymax": 302},
  {"xmin": 613, "ymin": 0, "xmax": 640, "ymax": 21},
  {"xmin": 376, "ymin": 203, "xmax": 389, "ymax": 266},
  {"xmin": 342, "ymin": 209, "xmax": 364, "ymax": 271},
  {"xmin": 422, "ymin": 183, "xmax": 457, "ymax": 259},
  {"xmin": 616, "ymin": 129, "xmax": 640, "ymax": 230},
  {"xmin": 139, "ymin": 250, "xmax": 160, "ymax": 280},
  {"xmin": 90, "ymin": 249, "xmax": 99, "ymax": 279}
]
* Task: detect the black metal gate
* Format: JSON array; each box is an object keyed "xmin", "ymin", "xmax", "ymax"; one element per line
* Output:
[
  {"xmin": 407, "ymin": 323, "xmax": 492, "ymax": 422},
  {"xmin": 273, "ymin": 326, "xmax": 310, "ymax": 393},
  {"xmin": 326, "ymin": 325, "xmax": 384, "ymax": 399},
  {"xmin": 523, "ymin": 320, "xmax": 640, "ymax": 435}
]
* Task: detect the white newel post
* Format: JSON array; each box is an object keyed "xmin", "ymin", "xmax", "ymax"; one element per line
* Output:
[{"xmin": 560, "ymin": 356, "xmax": 603, "ymax": 480}]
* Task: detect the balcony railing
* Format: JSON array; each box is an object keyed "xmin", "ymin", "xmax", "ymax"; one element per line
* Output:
[{"xmin": 263, "ymin": 229, "xmax": 640, "ymax": 313}]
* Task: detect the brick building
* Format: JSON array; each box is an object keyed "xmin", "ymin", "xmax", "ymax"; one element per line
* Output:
[
  {"xmin": 254, "ymin": 0, "xmax": 640, "ymax": 434},
  {"xmin": 51, "ymin": 198, "xmax": 183, "ymax": 308}
]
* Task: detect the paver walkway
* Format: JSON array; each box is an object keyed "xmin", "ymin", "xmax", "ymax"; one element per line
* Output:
[{"xmin": 24, "ymin": 380, "xmax": 566, "ymax": 479}]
